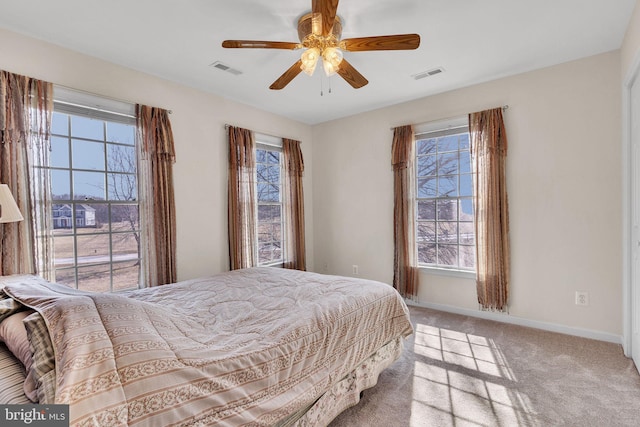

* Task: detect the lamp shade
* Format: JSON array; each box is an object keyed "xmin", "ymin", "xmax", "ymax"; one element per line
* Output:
[{"xmin": 0, "ymin": 184, "xmax": 24, "ymax": 223}]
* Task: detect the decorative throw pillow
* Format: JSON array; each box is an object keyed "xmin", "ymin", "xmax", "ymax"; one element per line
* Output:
[
  {"xmin": 24, "ymin": 311, "xmax": 56, "ymax": 404},
  {"xmin": 0, "ymin": 309, "xmax": 37, "ymax": 402}
]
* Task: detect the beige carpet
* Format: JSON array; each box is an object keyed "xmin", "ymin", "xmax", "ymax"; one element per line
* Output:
[{"xmin": 330, "ymin": 305, "xmax": 640, "ymax": 426}]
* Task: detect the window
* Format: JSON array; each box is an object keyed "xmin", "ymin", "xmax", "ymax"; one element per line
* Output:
[
  {"xmin": 416, "ymin": 119, "xmax": 475, "ymax": 271},
  {"xmin": 42, "ymin": 89, "xmax": 141, "ymax": 292},
  {"xmin": 255, "ymin": 137, "xmax": 284, "ymax": 266}
]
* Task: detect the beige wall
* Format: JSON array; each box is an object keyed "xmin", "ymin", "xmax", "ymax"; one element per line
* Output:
[
  {"xmin": 0, "ymin": 27, "xmax": 627, "ymax": 340},
  {"xmin": 0, "ymin": 28, "xmax": 315, "ymax": 281},
  {"xmin": 312, "ymin": 51, "xmax": 622, "ymax": 337}
]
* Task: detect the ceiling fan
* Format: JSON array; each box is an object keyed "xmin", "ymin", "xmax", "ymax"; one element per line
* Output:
[{"xmin": 222, "ymin": 0, "xmax": 420, "ymax": 90}]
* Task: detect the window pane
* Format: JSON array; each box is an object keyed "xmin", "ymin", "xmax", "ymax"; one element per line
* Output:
[
  {"xmin": 460, "ymin": 133, "xmax": 470, "ymax": 150},
  {"xmin": 256, "ymin": 149, "xmax": 268, "ymax": 163},
  {"xmin": 417, "ymin": 200, "xmax": 436, "ymax": 220},
  {"xmin": 438, "ymin": 245, "xmax": 458, "ymax": 267},
  {"xmin": 76, "ymin": 234, "xmax": 110, "ymax": 260},
  {"xmin": 266, "ymin": 151, "xmax": 280, "ymax": 164},
  {"xmin": 438, "ymin": 176, "xmax": 457, "ymax": 197},
  {"xmin": 50, "ymin": 136, "xmax": 69, "ymax": 168},
  {"xmin": 417, "ymin": 222, "xmax": 436, "ymax": 242},
  {"xmin": 106, "ymin": 122, "xmax": 135, "ymax": 145},
  {"xmin": 108, "ymin": 173, "xmax": 137, "ymax": 201},
  {"xmin": 51, "ymin": 112, "xmax": 69, "ymax": 135},
  {"xmin": 460, "ymin": 198, "xmax": 474, "ymax": 220},
  {"xmin": 71, "ymin": 116, "xmax": 103, "ymax": 140},
  {"xmin": 460, "ymin": 174, "xmax": 473, "ymax": 197},
  {"xmin": 437, "ymin": 222, "xmax": 458, "ymax": 243},
  {"xmin": 438, "ymin": 152, "xmax": 458, "ymax": 175},
  {"xmin": 258, "ymin": 204, "xmax": 281, "ymax": 222},
  {"xmin": 266, "ymin": 165, "xmax": 279, "ymax": 181},
  {"xmin": 417, "ymin": 138, "xmax": 436, "ymax": 155},
  {"xmin": 438, "ymin": 135, "xmax": 458, "ymax": 152},
  {"xmin": 73, "ymin": 203, "xmax": 99, "ymax": 233},
  {"xmin": 258, "ymin": 223, "xmax": 282, "ymax": 243},
  {"xmin": 460, "ymin": 151, "xmax": 471, "ymax": 173},
  {"xmin": 54, "ymin": 268, "xmax": 76, "ymax": 288},
  {"xmin": 418, "ymin": 178, "xmax": 437, "ymax": 198},
  {"xmin": 258, "ymin": 184, "xmax": 280, "ymax": 202},
  {"xmin": 417, "ymin": 155, "xmax": 436, "ymax": 177},
  {"xmin": 437, "ymin": 199, "xmax": 458, "ymax": 221},
  {"xmin": 460, "ymin": 222, "xmax": 475, "ymax": 244},
  {"xmin": 52, "ymin": 204, "xmax": 74, "ymax": 235},
  {"xmin": 51, "ymin": 170, "xmax": 71, "ymax": 199},
  {"xmin": 77, "ymin": 264, "xmax": 111, "ymax": 292},
  {"xmin": 112, "ymin": 232, "xmax": 140, "ymax": 260},
  {"xmin": 53, "ymin": 235, "xmax": 74, "ymax": 266},
  {"xmin": 73, "ymin": 171, "xmax": 105, "ymax": 200},
  {"xmin": 112, "ymin": 261, "xmax": 140, "ymax": 291},
  {"xmin": 460, "ymin": 245, "xmax": 475, "ymax": 269},
  {"xmin": 107, "ymin": 144, "xmax": 136, "ymax": 173},
  {"xmin": 72, "ymin": 139, "xmax": 105, "ymax": 170},
  {"xmin": 111, "ymin": 204, "xmax": 139, "ymax": 231},
  {"xmin": 418, "ymin": 242, "xmax": 436, "ymax": 264}
]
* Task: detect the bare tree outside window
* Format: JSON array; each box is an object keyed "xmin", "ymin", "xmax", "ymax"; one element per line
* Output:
[
  {"xmin": 416, "ymin": 131, "xmax": 475, "ymax": 270},
  {"xmin": 256, "ymin": 147, "xmax": 284, "ymax": 265}
]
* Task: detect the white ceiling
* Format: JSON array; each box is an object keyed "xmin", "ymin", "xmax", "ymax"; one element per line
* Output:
[{"xmin": 0, "ymin": 0, "xmax": 635, "ymax": 124}]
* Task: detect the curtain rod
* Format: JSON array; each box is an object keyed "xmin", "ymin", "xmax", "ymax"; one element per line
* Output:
[
  {"xmin": 224, "ymin": 124, "xmax": 302, "ymax": 143},
  {"xmin": 53, "ymin": 83, "xmax": 173, "ymax": 114},
  {"xmin": 390, "ymin": 105, "xmax": 509, "ymax": 131}
]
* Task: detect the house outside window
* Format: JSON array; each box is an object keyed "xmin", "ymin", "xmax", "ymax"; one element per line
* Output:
[
  {"xmin": 255, "ymin": 135, "xmax": 284, "ymax": 266},
  {"xmin": 415, "ymin": 117, "xmax": 475, "ymax": 272},
  {"xmin": 43, "ymin": 88, "xmax": 141, "ymax": 292}
]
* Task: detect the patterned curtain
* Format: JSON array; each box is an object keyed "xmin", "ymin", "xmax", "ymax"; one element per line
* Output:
[
  {"xmin": 227, "ymin": 126, "xmax": 256, "ymax": 270},
  {"xmin": 469, "ymin": 107, "xmax": 510, "ymax": 311},
  {"xmin": 136, "ymin": 104, "xmax": 177, "ymax": 286},
  {"xmin": 391, "ymin": 125, "xmax": 419, "ymax": 298},
  {"xmin": 282, "ymin": 138, "xmax": 306, "ymax": 271},
  {"xmin": 0, "ymin": 70, "xmax": 53, "ymax": 279}
]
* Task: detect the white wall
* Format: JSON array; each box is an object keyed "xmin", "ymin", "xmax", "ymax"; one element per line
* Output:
[
  {"xmin": 0, "ymin": 28, "xmax": 314, "ymax": 280},
  {"xmin": 312, "ymin": 51, "xmax": 622, "ymax": 338}
]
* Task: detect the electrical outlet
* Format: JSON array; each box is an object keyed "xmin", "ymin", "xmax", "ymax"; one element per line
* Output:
[
  {"xmin": 575, "ymin": 291, "xmax": 589, "ymax": 306},
  {"xmin": 352, "ymin": 265, "xmax": 359, "ymax": 275}
]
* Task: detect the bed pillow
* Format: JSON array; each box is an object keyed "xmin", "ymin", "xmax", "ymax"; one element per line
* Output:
[
  {"xmin": 0, "ymin": 342, "xmax": 30, "ymax": 404},
  {"xmin": 24, "ymin": 311, "xmax": 56, "ymax": 404},
  {"xmin": 0, "ymin": 309, "xmax": 37, "ymax": 402}
]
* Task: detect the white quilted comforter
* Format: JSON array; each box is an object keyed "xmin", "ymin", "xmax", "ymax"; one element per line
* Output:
[{"xmin": 2, "ymin": 268, "xmax": 413, "ymax": 426}]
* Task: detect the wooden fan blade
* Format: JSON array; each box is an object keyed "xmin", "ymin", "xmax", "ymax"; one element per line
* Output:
[
  {"xmin": 337, "ymin": 58, "xmax": 368, "ymax": 89},
  {"xmin": 222, "ymin": 40, "xmax": 299, "ymax": 50},
  {"xmin": 270, "ymin": 60, "xmax": 304, "ymax": 90},
  {"xmin": 313, "ymin": 0, "xmax": 339, "ymax": 36},
  {"xmin": 340, "ymin": 34, "xmax": 421, "ymax": 51}
]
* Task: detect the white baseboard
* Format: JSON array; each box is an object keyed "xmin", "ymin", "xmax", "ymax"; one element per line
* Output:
[{"xmin": 406, "ymin": 300, "xmax": 622, "ymax": 345}]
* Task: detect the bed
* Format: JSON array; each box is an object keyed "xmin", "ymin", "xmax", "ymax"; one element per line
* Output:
[{"xmin": 0, "ymin": 267, "xmax": 413, "ymax": 426}]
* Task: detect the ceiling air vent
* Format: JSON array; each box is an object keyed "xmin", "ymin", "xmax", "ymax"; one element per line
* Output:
[
  {"xmin": 210, "ymin": 61, "xmax": 243, "ymax": 76},
  {"xmin": 412, "ymin": 67, "xmax": 444, "ymax": 80}
]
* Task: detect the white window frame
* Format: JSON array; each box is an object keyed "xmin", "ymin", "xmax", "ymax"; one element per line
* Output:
[
  {"xmin": 255, "ymin": 134, "xmax": 285, "ymax": 267},
  {"xmin": 45, "ymin": 86, "xmax": 142, "ymax": 291},
  {"xmin": 415, "ymin": 116, "xmax": 476, "ymax": 276}
]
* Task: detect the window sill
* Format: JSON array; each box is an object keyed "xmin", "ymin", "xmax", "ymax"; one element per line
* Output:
[{"xmin": 419, "ymin": 266, "xmax": 476, "ymax": 280}]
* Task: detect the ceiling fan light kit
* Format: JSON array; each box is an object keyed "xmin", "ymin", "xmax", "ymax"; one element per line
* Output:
[{"xmin": 222, "ymin": 0, "xmax": 420, "ymax": 90}]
